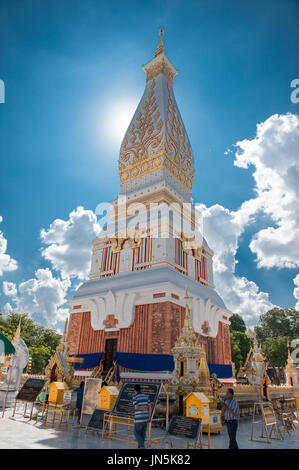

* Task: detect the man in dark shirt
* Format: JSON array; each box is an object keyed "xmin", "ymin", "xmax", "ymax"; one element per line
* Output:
[
  {"xmin": 222, "ymin": 388, "xmax": 240, "ymax": 449},
  {"xmin": 132, "ymin": 384, "xmax": 151, "ymax": 448}
]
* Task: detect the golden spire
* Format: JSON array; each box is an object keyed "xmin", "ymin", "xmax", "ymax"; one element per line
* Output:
[
  {"xmin": 64, "ymin": 317, "xmax": 69, "ymax": 336},
  {"xmin": 253, "ymin": 328, "xmax": 257, "ymax": 346},
  {"xmin": 12, "ymin": 315, "xmax": 22, "ymax": 346},
  {"xmin": 287, "ymin": 341, "xmax": 293, "ymax": 363},
  {"xmin": 198, "ymin": 347, "xmax": 212, "ymax": 395},
  {"xmin": 62, "ymin": 317, "xmax": 69, "ymax": 352},
  {"xmin": 154, "ymin": 25, "xmax": 165, "ymax": 57},
  {"xmin": 184, "ymin": 304, "xmax": 191, "ymax": 328},
  {"xmin": 183, "ymin": 288, "xmax": 191, "ymax": 327}
]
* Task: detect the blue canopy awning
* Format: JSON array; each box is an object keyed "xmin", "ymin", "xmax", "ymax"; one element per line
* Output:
[
  {"xmin": 70, "ymin": 351, "xmax": 233, "ymax": 378},
  {"xmin": 114, "ymin": 352, "xmax": 174, "ymax": 372},
  {"xmin": 71, "ymin": 352, "xmax": 104, "ymax": 369},
  {"xmin": 208, "ymin": 363, "xmax": 233, "ymax": 379},
  {"xmin": 114, "ymin": 352, "xmax": 233, "ymax": 378}
]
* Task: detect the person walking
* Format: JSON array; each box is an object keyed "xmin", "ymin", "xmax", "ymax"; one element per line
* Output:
[
  {"xmin": 132, "ymin": 384, "xmax": 151, "ymax": 449},
  {"xmin": 222, "ymin": 388, "xmax": 240, "ymax": 449}
]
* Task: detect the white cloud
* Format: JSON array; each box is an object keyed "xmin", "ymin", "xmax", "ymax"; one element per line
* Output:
[
  {"xmin": 5, "ymin": 268, "xmax": 70, "ymax": 327},
  {"xmin": 40, "ymin": 206, "xmax": 101, "ymax": 280},
  {"xmin": 0, "ymin": 216, "xmax": 18, "ymax": 276},
  {"xmin": 3, "ymin": 281, "xmax": 17, "ymax": 297},
  {"xmin": 200, "ymin": 203, "xmax": 273, "ymax": 325},
  {"xmin": 293, "ymin": 275, "xmax": 299, "ymax": 310},
  {"xmin": 1, "ymin": 207, "xmax": 101, "ymax": 326},
  {"xmin": 234, "ymin": 113, "xmax": 299, "ymax": 269},
  {"xmin": 3, "ymin": 302, "xmax": 13, "ymax": 315},
  {"xmin": 203, "ymin": 112, "xmax": 299, "ymax": 321}
]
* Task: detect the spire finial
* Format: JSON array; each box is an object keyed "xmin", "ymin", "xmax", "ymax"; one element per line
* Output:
[
  {"xmin": 12, "ymin": 314, "xmax": 22, "ymax": 346},
  {"xmin": 183, "ymin": 288, "xmax": 191, "ymax": 327},
  {"xmin": 184, "ymin": 303, "xmax": 190, "ymax": 327},
  {"xmin": 253, "ymin": 328, "xmax": 257, "ymax": 346},
  {"xmin": 64, "ymin": 317, "xmax": 69, "ymax": 336},
  {"xmin": 154, "ymin": 25, "xmax": 165, "ymax": 57},
  {"xmin": 287, "ymin": 341, "xmax": 293, "ymax": 362}
]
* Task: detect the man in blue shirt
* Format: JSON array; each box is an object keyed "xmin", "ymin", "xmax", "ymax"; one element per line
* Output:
[
  {"xmin": 222, "ymin": 388, "xmax": 240, "ymax": 449},
  {"xmin": 132, "ymin": 384, "xmax": 151, "ymax": 448}
]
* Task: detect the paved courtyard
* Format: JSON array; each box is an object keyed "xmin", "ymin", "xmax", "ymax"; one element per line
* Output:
[{"xmin": 1, "ymin": 407, "xmax": 298, "ymax": 449}]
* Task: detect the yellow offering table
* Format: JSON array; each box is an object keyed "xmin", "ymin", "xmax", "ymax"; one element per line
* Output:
[
  {"xmin": 184, "ymin": 392, "xmax": 211, "ymax": 448},
  {"xmin": 98, "ymin": 385, "xmax": 119, "ymax": 410},
  {"xmin": 48, "ymin": 382, "xmax": 69, "ymax": 404},
  {"xmin": 35, "ymin": 402, "xmax": 76, "ymax": 428}
]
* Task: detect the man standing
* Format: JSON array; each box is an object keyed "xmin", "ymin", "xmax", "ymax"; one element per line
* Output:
[
  {"xmin": 222, "ymin": 388, "xmax": 240, "ymax": 449},
  {"xmin": 132, "ymin": 384, "xmax": 151, "ymax": 449}
]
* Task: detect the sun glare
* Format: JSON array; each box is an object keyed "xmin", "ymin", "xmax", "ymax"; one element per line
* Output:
[{"xmin": 103, "ymin": 99, "xmax": 137, "ymax": 145}]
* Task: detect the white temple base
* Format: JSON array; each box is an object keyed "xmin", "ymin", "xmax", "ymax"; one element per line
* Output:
[{"xmin": 0, "ymin": 388, "xmax": 18, "ymax": 408}]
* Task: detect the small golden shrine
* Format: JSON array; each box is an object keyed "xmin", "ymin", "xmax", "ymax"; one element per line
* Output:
[
  {"xmin": 98, "ymin": 385, "xmax": 119, "ymax": 410},
  {"xmin": 168, "ymin": 290, "xmax": 202, "ymax": 413},
  {"xmin": 184, "ymin": 391, "xmax": 210, "ymax": 424},
  {"xmin": 48, "ymin": 381, "xmax": 69, "ymax": 404},
  {"xmin": 198, "ymin": 347, "xmax": 213, "ymax": 397}
]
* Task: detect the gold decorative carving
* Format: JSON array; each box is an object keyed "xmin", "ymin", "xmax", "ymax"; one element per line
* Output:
[
  {"xmin": 120, "ymin": 81, "xmax": 163, "ymax": 165},
  {"xmin": 109, "ymin": 228, "xmax": 142, "ymax": 254},
  {"xmin": 181, "ymin": 233, "xmax": 202, "ymax": 253},
  {"xmin": 165, "ymin": 81, "xmax": 193, "ymax": 177},
  {"xmin": 118, "ymin": 62, "xmax": 195, "ymax": 193},
  {"xmin": 145, "ymin": 58, "xmax": 175, "ymax": 85}
]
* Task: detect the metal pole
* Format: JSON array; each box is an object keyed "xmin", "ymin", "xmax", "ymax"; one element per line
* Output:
[
  {"xmin": 2, "ymin": 369, "xmax": 12, "ymax": 418},
  {"xmin": 166, "ymin": 391, "xmax": 169, "ymax": 429}
]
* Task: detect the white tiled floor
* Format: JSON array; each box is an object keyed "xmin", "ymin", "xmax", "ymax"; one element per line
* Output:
[{"xmin": 0, "ymin": 408, "xmax": 298, "ymax": 449}]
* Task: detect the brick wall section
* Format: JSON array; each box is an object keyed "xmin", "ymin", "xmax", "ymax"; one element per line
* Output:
[
  {"xmin": 117, "ymin": 305, "xmax": 150, "ymax": 353},
  {"xmin": 151, "ymin": 302, "xmax": 166, "ymax": 354},
  {"xmin": 67, "ymin": 302, "xmax": 232, "ymax": 364},
  {"xmin": 223, "ymin": 323, "xmax": 232, "ymax": 364},
  {"xmin": 67, "ymin": 312, "xmax": 83, "ymax": 355}
]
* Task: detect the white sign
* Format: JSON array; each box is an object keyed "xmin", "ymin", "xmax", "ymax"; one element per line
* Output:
[
  {"xmin": 63, "ymin": 391, "xmax": 77, "ymax": 405},
  {"xmin": 188, "ymin": 406, "xmax": 198, "ymax": 416}
]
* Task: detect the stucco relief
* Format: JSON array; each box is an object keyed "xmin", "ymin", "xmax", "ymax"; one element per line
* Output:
[
  {"xmin": 119, "ymin": 240, "xmax": 132, "ymax": 273},
  {"xmin": 89, "ymin": 290, "xmax": 136, "ymax": 330},
  {"xmin": 191, "ymin": 297, "xmax": 223, "ymax": 338}
]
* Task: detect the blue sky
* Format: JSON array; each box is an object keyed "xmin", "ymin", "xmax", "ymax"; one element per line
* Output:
[{"xmin": 0, "ymin": 0, "xmax": 299, "ymax": 330}]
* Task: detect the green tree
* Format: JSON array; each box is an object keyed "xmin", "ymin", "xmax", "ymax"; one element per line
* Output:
[
  {"xmin": 254, "ymin": 308, "xmax": 299, "ymax": 367},
  {"xmin": 0, "ymin": 312, "xmax": 61, "ymax": 374},
  {"xmin": 261, "ymin": 336, "xmax": 289, "ymax": 368},
  {"xmin": 255, "ymin": 308, "xmax": 299, "ymax": 342},
  {"xmin": 230, "ymin": 313, "xmax": 247, "ymax": 333}
]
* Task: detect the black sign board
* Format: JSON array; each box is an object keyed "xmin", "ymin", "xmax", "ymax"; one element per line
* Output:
[
  {"xmin": 87, "ymin": 408, "xmax": 109, "ymax": 430},
  {"xmin": 167, "ymin": 416, "xmax": 201, "ymax": 440},
  {"xmin": 112, "ymin": 381, "xmax": 161, "ymax": 417},
  {"xmin": 16, "ymin": 378, "xmax": 46, "ymax": 403}
]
